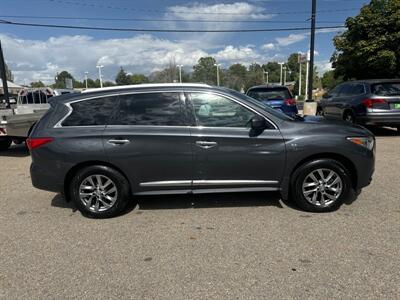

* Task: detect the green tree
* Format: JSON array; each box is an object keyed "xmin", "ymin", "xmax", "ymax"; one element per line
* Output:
[
  {"xmin": 262, "ymin": 62, "xmax": 281, "ymax": 84},
  {"xmin": 115, "ymin": 67, "xmax": 130, "ymax": 85},
  {"xmin": 129, "ymin": 74, "xmax": 149, "ymax": 84},
  {"xmin": 225, "ymin": 63, "xmax": 247, "ymax": 91},
  {"xmin": 321, "ymin": 70, "xmax": 343, "ymax": 90},
  {"xmin": 332, "ymin": 0, "xmax": 400, "ymax": 79},
  {"xmin": 244, "ymin": 63, "xmax": 264, "ymax": 91},
  {"xmin": 192, "ymin": 57, "xmax": 217, "ymax": 85},
  {"xmin": 53, "ymin": 71, "xmax": 74, "ymax": 89},
  {"xmin": 30, "ymin": 81, "xmax": 45, "ymax": 88}
]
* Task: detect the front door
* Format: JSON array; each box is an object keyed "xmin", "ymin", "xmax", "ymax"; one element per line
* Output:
[
  {"xmin": 185, "ymin": 91, "xmax": 286, "ymax": 192},
  {"xmin": 103, "ymin": 91, "xmax": 193, "ymax": 194}
]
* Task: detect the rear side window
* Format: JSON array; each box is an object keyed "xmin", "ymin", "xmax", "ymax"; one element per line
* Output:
[
  {"xmin": 113, "ymin": 92, "xmax": 185, "ymax": 126},
  {"xmin": 62, "ymin": 96, "xmax": 117, "ymax": 126},
  {"xmin": 371, "ymin": 82, "xmax": 400, "ymax": 96},
  {"xmin": 339, "ymin": 83, "xmax": 364, "ymax": 96},
  {"xmin": 248, "ymin": 88, "xmax": 291, "ymax": 101}
]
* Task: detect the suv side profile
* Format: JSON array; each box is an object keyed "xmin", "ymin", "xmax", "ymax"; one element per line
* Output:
[
  {"xmin": 318, "ymin": 79, "xmax": 400, "ymax": 131},
  {"xmin": 29, "ymin": 84, "xmax": 375, "ymax": 218}
]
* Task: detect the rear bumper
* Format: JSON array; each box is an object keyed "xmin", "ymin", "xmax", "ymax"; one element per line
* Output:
[
  {"xmin": 358, "ymin": 112, "xmax": 400, "ymax": 127},
  {"xmin": 30, "ymin": 162, "xmax": 63, "ymax": 193}
]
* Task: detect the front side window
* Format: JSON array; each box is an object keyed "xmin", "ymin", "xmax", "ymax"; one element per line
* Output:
[
  {"xmin": 189, "ymin": 92, "xmax": 257, "ymax": 128},
  {"xmin": 63, "ymin": 96, "xmax": 117, "ymax": 126},
  {"xmin": 113, "ymin": 92, "xmax": 185, "ymax": 126}
]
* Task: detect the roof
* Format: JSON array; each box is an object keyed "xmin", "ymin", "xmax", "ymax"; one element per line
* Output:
[
  {"xmin": 247, "ymin": 84, "xmax": 287, "ymax": 90},
  {"xmin": 0, "ymin": 80, "xmax": 23, "ymax": 88},
  {"xmin": 81, "ymin": 83, "xmax": 211, "ymax": 94},
  {"xmin": 349, "ymin": 79, "xmax": 400, "ymax": 84}
]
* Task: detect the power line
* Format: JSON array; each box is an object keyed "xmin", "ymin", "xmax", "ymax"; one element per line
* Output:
[
  {"xmin": 44, "ymin": 0, "xmax": 359, "ymax": 16},
  {"xmin": 0, "ymin": 15, "xmax": 345, "ymax": 24},
  {"xmin": 0, "ymin": 19, "xmax": 346, "ymax": 33}
]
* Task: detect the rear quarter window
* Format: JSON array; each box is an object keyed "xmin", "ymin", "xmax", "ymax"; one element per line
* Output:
[
  {"xmin": 371, "ymin": 82, "xmax": 400, "ymax": 96},
  {"xmin": 62, "ymin": 96, "xmax": 118, "ymax": 126}
]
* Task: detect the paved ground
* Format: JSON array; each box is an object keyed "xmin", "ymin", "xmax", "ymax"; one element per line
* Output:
[{"xmin": 1, "ymin": 128, "xmax": 399, "ymax": 299}]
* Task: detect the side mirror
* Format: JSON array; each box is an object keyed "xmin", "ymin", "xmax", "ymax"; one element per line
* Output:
[{"xmin": 250, "ymin": 115, "xmax": 266, "ymax": 130}]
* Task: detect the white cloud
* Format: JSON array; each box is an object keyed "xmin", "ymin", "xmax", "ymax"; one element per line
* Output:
[
  {"xmin": 261, "ymin": 43, "xmax": 275, "ymax": 51},
  {"xmin": 214, "ymin": 45, "xmax": 261, "ymax": 64},
  {"xmin": 316, "ymin": 60, "xmax": 333, "ymax": 74},
  {"xmin": 276, "ymin": 33, "xmax": 308, "ymax": 46}
]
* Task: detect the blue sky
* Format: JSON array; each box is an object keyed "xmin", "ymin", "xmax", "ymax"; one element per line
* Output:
[{"xmin": 0, "ymin": 0, "xmax": 368, "ymax": 84}]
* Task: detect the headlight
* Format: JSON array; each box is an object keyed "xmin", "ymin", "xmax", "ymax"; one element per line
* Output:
[{"xmin": 347, "ymin": 136, "xmax": 375, "ymax": 150}]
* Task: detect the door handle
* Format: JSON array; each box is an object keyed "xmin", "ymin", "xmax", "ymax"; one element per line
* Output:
[
  {"xmin": 107, "ymin": 139, "xmax": 130, "ymax": 145},
  {"xmin": 195, "ymin": 141, "xmax": 217, "ymax": 149}
]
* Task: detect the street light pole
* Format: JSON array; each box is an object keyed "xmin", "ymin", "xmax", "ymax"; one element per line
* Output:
[
  {"xmin": 84, "ymin": 71, "xmax": 89, "ymax": 89},
  {"xmin": 278, "ymin": 62, "xmax": 284, "ymax": 85},
  {"xmin": 214, "ymin": 63, "xmax": 221, "ymax": 86},
  {"xmin": 96, "ymin": 65, "xmax": 104, "ymax": 88},
  {"xmin": 283, "ymin": 66, "xmax": 287, "ymax": 86},
  {"xmin": 177, "ymin": 65, "xmax": 183, "ymax": 83},
  {"xmin": 307, "ymin": 0, "xmax": 317, "ymax": 101}
]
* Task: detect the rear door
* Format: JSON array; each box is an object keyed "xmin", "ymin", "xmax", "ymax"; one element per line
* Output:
[
  {"xmin": 103, "ymin": 91, "xmax": 193, "ymax": 194},
  {"xmin": 186, "ymin": 91, "xmax": 285, "ymax": 192},
  {"xmin": 321, "ymin": 84, "xmax": 343, "ymax": 117}
]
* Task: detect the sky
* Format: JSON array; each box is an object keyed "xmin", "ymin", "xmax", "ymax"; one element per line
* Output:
[{"xmin": 0, "ymin": 0, "xmax": 369, "ymax": 84}]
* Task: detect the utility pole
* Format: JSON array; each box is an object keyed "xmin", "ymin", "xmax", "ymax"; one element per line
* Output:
[
  {"xmin": 96, "ymin": 65, "xmax": 104, "ymax": 88},
  {"xmin": 0, "ymin": 40, "xmax": 10, "ymax": 109},
  {"xmin": 177, "ymin": 65, "xmax": 183, "ymax": 83},
  {"xmin": 307, "ymin": 0, "xmax": 317, "ymax": 101},
  {"xmin": 298, "ymin": 53, "xmax": 302, "ymax": 97},
  {"xmin": 214, "ymin": 63, "xmax": 221, "ymax": 86},
  {"xmin": 278, "ymin": 62, "xmax": 284, "ymax": 85},
  {"xmin": 305, "ymin": 52, "xmax": 309, "ymax": 99},
  {"xmin": 84, "ymin": 71, "xmax": 89, "ymax": 89}
]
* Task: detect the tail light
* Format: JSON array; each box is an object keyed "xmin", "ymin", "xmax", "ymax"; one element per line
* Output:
[
  {"xmin": 284, "ymin": 98, "xmax": 296, "ymax": 106},
  {"xmin": 26, "ymin": 137, "xmax": 54, "ymax": 150},
  {"xmin": 362, "ymin": 98, "xmax": 387, "ymax": 108}
]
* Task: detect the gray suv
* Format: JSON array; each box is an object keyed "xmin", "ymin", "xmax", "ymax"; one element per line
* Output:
[{"xmin": 28, "ymin": 84, "xmax": 375, "ymax": 218}]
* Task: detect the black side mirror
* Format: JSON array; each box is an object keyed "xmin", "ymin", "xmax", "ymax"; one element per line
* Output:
[{"xmin": 250, "ymin": 115, "xmax": 266, "ymax": 130}]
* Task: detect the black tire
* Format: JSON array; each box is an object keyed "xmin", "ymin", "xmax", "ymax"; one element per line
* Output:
[
  {"xmin": 291, "ymin": 159, "xmax": 352, "ymax": 212},
  {"xmin": 0, "ymin": 137, "xmax": 12, "ymax": 151},
  {"xmin": 343, "ymin": 111, "xmax": 355, "ymax": 124},
  {"xmin": 316, "ymin": 108, "xmax": 324, "ymax": 116},
  {"xmin": 397, "ymin": 127, "xmax": 400, "ymax": 134},
  {"xmin": 69, "ymin": 165, "xmax": 132, "ymax": 218}
]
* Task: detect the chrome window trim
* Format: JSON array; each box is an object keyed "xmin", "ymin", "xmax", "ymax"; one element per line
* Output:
[
  {"xmin": 139, "ymin": 180, "xmax": 279, "ymax": 188},
  {"xmin": 184, "ymin": 90, "xmax": 278, "ymax": 130}
]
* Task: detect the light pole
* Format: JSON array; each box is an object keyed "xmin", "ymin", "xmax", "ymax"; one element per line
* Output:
[
  {"xmin": 177, "ymin": 65, "xmax": 183, "ymax": 83},
  {"xmin": 214, "ymin": 63, "xmax": 221, "ymax": 86},
  {"xmin": 96, "ymin": 65, "xmax": 104, "ymax": 88},
  {"xmin": 262, "ymin": 70, "xmax": 269, "ymax": 84},
  {"xmin": 278, "ymin": 62, "xmax": 284, "ymax": 85},
  {"xmin": 305, "ymin": 51, "xmax": 310, "ymax": 99},
  {"xmin": 298, "ymin": 52, "xmax": 302, "ymax": 97},
  {"xmin": 283, "ymin": 66, "xmax": 287, "ymax": 86},
  {"xmin": 84, "ymin": 71, "xmax": 89, "ymax": 89},
  {"xmin": 265, "ymin": 71, "xmax": 269, "ymax": 84}
]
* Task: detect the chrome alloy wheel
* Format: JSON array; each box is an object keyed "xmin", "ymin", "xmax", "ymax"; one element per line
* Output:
[
  {"xmin": 79, "ymin": 175, "xmax": 118, "ymax": 212},
  {"xmin": 302, "ymin": 168, "xmax": 343, "ymax": 207}
]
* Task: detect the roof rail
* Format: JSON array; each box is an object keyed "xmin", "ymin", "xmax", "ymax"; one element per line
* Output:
[{"xmin": 82, "ymin": 83, "xmax": 211, "ymax": 93}]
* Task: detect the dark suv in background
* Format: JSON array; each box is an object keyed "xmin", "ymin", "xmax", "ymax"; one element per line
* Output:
[
  {"xmin": 319, "ymin": 79, "xmax": 400, "ymax": 131},
  {"xmin": 28, "ymin": 84, "xmax": 375, "ymax": 218}
]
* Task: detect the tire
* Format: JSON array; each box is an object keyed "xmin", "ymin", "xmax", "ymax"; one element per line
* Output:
[
  {"xmin": 316, "ymin": 108, "xmax": 324, "ymax": 116},
  {"xmin": 343, "ymin": 111, "xmax": 355, "ymax": 124},
  {"xmin": 69, "ymin": 165, "xmax": 132, "ymax": 218},
  {"xmin": 291, "ymin": 159, "xmax": 352, "ymax": 212},
  {"xmin": 0, "ymin": 137, "xmax": 12, "ymax": 151}
]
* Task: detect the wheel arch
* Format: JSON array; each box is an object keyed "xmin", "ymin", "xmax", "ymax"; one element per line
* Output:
[{"xmin": 63, "ymin": 160, "xmax": 132, "ymax": 201}]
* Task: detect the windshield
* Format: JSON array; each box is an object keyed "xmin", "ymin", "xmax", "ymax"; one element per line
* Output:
[
  {"xmin": 371, "ymin": 82, "xmax": 400, "ymax": 96},
  {"xmin": 227, "ymin": 89, "xmax": 294, "ymax": 121},
  {"xmin": 247, "ymin": 88, "xmax": 291, "ymax": 101}
]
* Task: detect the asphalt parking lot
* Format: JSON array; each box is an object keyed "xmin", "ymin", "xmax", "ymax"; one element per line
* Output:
[{"xmin": 0, "ymin": 128, "xmax": 399, "ymax": 299}]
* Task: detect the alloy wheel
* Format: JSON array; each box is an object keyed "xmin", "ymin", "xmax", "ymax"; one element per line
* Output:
[
  {"xmin": 79, "ymin": 174, "xmax": 118, "ymax": 212},
  {"xmin": 302, "ymin": 168, "xmax": 343, "ymax": 207}
]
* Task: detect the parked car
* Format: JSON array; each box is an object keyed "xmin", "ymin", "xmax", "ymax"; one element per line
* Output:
[
  {"xmin": 318, "ymin": 79, "xmax": 400, "ymax": 131},
  {"xmin": 246, "ymin": 85, "xmax": 298, "ymax": 117},
  {"xmin": 28, "ymin": 83, "xmax": 375, "ymax": 218}
]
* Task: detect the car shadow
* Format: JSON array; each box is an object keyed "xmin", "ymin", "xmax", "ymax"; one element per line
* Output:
[
  {"xmin": 0, "ymin": 143, "xmax": 30, "ymax": 157},
  {"xmin": 51, "ymin": 192, "xmax": 284, "ymax": 216}
]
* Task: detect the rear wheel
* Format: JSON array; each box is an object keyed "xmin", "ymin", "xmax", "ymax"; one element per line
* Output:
[
  {"xmin": 343, "ymin": 111, "xmax": 355, "ymax": 124},
  {"xmin": 291, "ymin": 159, "xmax": 352, "ymax": 212},
  {"xmin": 0, "ymin": 137, "xmax": 12, "ymax": 151},
  {"xmin": 69, "ymin": 165, "xmax": 132, "ymax": 218}
]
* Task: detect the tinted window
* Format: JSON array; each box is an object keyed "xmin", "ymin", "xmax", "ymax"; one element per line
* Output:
[
  {"xmin": 338, "ymin": 84, "xmax": 353, "ymax": 96},
  {"xmin": 371, "ymin": 82, "xmax": 400, "ymax": 96},
  {"xmin": 63, "ymin": 96, "xmax": 117, "ymax": 126},
  {"xmin": 114, "ymin": 92, "xmax": 185, "ymax": 126},
  {"xmin": 352, "ymin": 84, "xmax": 365, "ymax": 95},
  {"xmin": 339, "ymin": 83, "xmax": 364, "ymax": 96},
  {"xmin": 328, "ymin": 85, "xmax": 342, "ymax": 97},
  {"xmin": 190, "ymin": 92, "xmax": 257, "ymax": 128},
  {"xmin": 248, "ymin": 88, "xmax": 291, "ymax": 101}
]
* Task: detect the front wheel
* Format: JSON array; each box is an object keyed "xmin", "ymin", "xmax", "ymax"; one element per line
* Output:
[
  {"xmin": 291, "ymin": 159, "xmax": 352, "ymax": 212},
  {"xmin": 69, "ymin": 165, "xmax": 132, "ymax": 218},
  {"xmin": 0, "ymin": 137, "xmax": 12, "ymax": 151}
]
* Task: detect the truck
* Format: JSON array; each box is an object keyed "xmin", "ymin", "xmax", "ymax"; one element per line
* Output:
[{"xmin": 0, "ymin": 88, "xmax": 56, "ymax": 150}]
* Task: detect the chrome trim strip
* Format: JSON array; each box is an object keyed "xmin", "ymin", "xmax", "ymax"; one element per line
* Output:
[
  {"xmin": 140, "ymin": 180, "xmax": 192, "ymax": 187},
  {"xmin": 192, "ymin": 187, "xmax": 280, "ymax": 194},
  {"xmin": 193, "ymin": 180, "xmax": 278, "ymax": 186}
]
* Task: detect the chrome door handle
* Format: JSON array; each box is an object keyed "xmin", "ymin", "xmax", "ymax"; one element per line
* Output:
[
  {"xmin": 195, "ymin": 141, "xmax": 217, "ymax": 149},
  {"xmin": 108, "ymin": 139, "xmax": 130, "ymax": 145}
]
